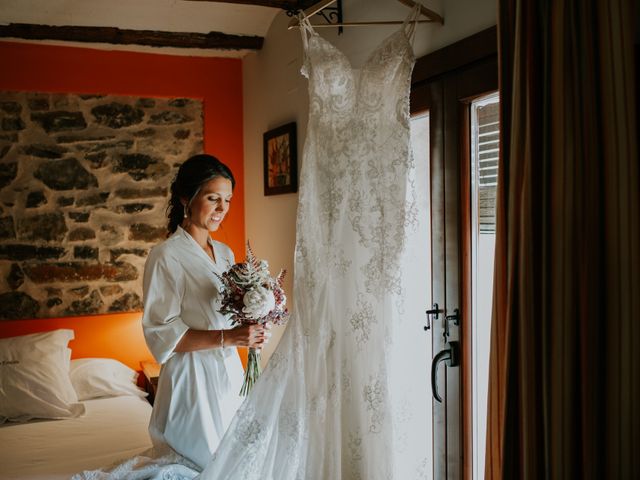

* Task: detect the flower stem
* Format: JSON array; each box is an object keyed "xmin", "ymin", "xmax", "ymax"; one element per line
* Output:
[{"xmin": 240, "ymin": 348, "xmax": 262, "ymax": 396}]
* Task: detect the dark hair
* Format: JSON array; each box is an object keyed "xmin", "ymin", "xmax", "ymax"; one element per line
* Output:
[{"xmin": 167, "ymin": 154, "xmax": 235, "ymax": 236}]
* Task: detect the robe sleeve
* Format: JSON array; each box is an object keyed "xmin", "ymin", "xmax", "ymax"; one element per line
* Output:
[{"xmin": 142, "ymin": 247, "xmax": 189, "ymax": 364}]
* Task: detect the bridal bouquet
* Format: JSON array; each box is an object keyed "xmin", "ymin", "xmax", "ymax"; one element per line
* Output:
[{"xmin": 217, "ymin": 243, "xmax": 289, "ymax": 395}]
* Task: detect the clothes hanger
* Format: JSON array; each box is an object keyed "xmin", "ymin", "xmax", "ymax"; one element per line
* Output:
[{"xmin": 287, "ymin": 0, "xmax": 443, "ymax": 29}]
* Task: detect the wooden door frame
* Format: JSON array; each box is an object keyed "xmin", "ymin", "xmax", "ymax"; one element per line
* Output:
[{"xmin": 410, "ymin": 26, "xmax": 497, "ymax": 480}]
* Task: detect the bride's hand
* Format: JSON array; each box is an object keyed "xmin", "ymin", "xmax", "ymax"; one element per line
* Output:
[{"xmin": 226, "ymin": 324, "xmax": 267, "ymax": 349}]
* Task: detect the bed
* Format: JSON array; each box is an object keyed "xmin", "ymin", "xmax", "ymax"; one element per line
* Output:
[
  {"xmin": 0, "ymin": 396, "xmax": 153, "ymax": 479},
  {"xmin": 0, "ymin": 313, "xmax": 155, "ymax": 479}
]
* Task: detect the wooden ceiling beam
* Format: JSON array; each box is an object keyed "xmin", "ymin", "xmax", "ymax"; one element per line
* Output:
[
  {"xmin": 182, "ymin": 0, "xmax": 322, "ymax": 11},
  {"xmin": 0, "ymin": 23, "xmax": 264, "ymax": 50}
]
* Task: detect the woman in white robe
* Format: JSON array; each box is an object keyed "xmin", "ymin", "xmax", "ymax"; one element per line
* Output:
[{"xmin": 142, "ymin": 154, "xmax": 268, "ymax": 470}]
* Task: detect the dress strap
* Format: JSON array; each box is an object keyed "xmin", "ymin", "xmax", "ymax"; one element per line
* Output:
[
  {"xmin": 298, "ymin": 11, "xmax": 317, "ymax": 78},
  {"xmin": 297, "ymin": 11, "xmax": 317, "ymax": 51},
  {"xmin": 403, "ymin": 4, "xmax": 422, "ymax": 44}
]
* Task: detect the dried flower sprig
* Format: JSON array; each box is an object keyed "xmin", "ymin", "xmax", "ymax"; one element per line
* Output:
[{"xmin": 216, "ymin": 242, "xmax": 289, "ymax": 395}]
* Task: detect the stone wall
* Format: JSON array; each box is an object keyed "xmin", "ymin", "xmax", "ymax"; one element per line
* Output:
[{"xmin": 0, "ymin": 91, "xmax": 203, "ymax": 319}]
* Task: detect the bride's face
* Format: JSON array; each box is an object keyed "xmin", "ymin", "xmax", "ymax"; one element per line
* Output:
[{"xmin": 185, "ymin": 176, "xmax": 233, "ymax": 232}]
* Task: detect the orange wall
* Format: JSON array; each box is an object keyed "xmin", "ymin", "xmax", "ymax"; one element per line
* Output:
[
  {"xmin": 1, "ymin": 313, "xmax": 148, "ymax": 370},
  {"xmin": 0, "ymin": 41, "xmax": 246, "ymax": 367}
]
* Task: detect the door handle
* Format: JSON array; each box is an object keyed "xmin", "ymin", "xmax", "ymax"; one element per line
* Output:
[
  {"xmin": 431, "ymin": 341, "xmax": 460, "ymax": 403},
  {"xmin": 424, "ymin": 303, "xmax": 442, "ymax": 331}
]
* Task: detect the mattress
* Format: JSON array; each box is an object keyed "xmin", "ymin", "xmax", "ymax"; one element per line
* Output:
[{"xmin": 0, "ymin": 396, "xmax": 153, "ymax": 479}]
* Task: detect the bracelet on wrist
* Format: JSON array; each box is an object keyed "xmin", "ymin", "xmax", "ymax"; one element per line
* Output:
[{"xmin": 220, "ymin": 329, "xmax": 225, "ymax": 349}]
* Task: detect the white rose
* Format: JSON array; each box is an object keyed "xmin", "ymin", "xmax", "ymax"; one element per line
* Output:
[{"xmin": 242, "ymin": 286, "xmax": 276, "ymax": 320}]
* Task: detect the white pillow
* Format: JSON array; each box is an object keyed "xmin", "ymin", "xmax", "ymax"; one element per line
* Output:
[
  {"xmin": 69, "ymin": 358, "xmax": 147, "ymax": 400},
  {"xmin": 0, "ymin": 329, "xmax": 85, "ymax": 423}
]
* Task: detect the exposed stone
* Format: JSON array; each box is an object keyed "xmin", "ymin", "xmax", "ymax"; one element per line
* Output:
[
  {"xmin": 139, "ymin": 161, "xmax": 170, "ymax": 181},
  {"xmin": 0, "ymin": 133, "xmax": 18, "ymax": 142},
  {"xmin": 149, "ymin": 111, "xmax": 192, "ymax": 125},
  {"xmin": 110, "ymin": 248, "xmax": 147, "ymax": 261},
  {"xmin": 0, "ymin": 216, "xmax": 15, "ymax": 239},
  {"xmin": 65, "ymin": 290, "xmax": 103, "ymax": 315},
  {"xmin": 133, "ymin": 128, "xmax": 156, "ymax": 137},
  {"xmin": 2, "ymin": 117, "xmax": 25, "ymax": 131},
  {"xmin": 174, "ymin": 129, "xmax": 190, "ymax": 139},
  {"xmin": 47, "ymin": 297, "xmax": 63, "ymax": 308},
  {"xmin": 0, "ymin": 162, "xmax": 17, "ymax": 189},
  {"xmin": 129, "ymin": 223, "xmax": 166, "ymax": 242},
  {"xmin": 100, "ymin": 285, "xmax": 123, "ymax": 296},
  {"xmin": 31, "ymin": 111, "xmax": 87, "ymax": 133},
  {"xmin": 28, "ymin": 97, "xmax": 49, "ymax": 111},
  {"xmin": 17, "ymin": 212, "xmax": 67, "ymax": 242},
  {"xmin": 34, "ymin": 158, "xmax": 98, "ymax": 190},
  {"xmin": 115, "ymin": 203, "xmax": 153, "ymax": 214},
  {"xmin": 52, "ymin": 96, "xmax": 70, "ymax": 109},
  {"xmin": 0, "ymin": 92, "xmax": 202, "ymax": 319},
  {"xmin": 91, "ymin": 103, "xmax": 144, "ymax": 129},
  {"xmin": 74, "ymin": 246, "xmax": 98, "ymax": 259},
  {"xmin": 113, "ymin": 154, "xmax": 171, "ymax": 181},
  {"xmin": 68, "ymin": 211, "xmax": 90, "ymax": 223},
  {"xmin": 0, "ymin": 102, "xmax": 21, "ymax": 114},
  {"xmin": 0, "ymin": 145, "xmax": 11, "ymax": 159},
  {"xmin": 23, "ymin": 261, "xmax": 138, "ymax": 283},
  {"xmin": 114, "ymin": 186, "xmax": 167, "ymax": 199},
  {"xmin": 105, "ymin": 262, "xmax": 139, "ymax": 281},
  {"xmin": 0, "ymin": 245, "xmax": 65, "ymax": 260},
  {"xmin": 23, "ymin": 144, "xmax": 67, "ymax": 158},
  {"xmin": 98, "ymin": 224, "xmax": 123, "ymax": 246},
  {"xmin": 7, "ymin": 263, "xmax": 24, "ymax": 290},
  {"xmin": 0, "ymin": 292, "xmax": 40, "ymax": 319},
  {"xmin": 26, "ymin": 191, "xmax": 47, "ymax": 208},
  {"xmin": 69, "ymin": 286, "xmax": 90, "ymax": 297},
  {"xmin": 85, "ymin": 150, "xmax": 107, "ymax": 168},
  {"xmin": 68, "ymin": 227, "xmax": 96, "ymax": 241},
  {"xmin": 81, "ymin": 139, "xmax": 133, "ymax": 153},
  {"xmin": 135, "ymin": 98, "xmax": 155, "ymax": 108},
  {"xmin": 57, "ymin": 134, "xmax": 115, "ymax": 144},
  {"xmin": 168, "ymin": 98, "xmax": 191, "ymax": 107},
  {"xmin": 109, "ymin": 292, "xmax": 143, "ymax": 312},
  {"xmin": 112, "ymin": 153, "xmax": 152, "ymax": 178},
  {"xmin": 76, "ymin": 191, "xmax": 109, "ymax": 206}
]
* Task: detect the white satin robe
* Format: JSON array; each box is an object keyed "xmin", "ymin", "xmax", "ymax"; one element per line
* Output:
[{"xmin": 142, "ymin": 226, "xmax": 244, "ymax": 469}]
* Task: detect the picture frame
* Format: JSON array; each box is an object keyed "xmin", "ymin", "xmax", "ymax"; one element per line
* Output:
[{"xmin": 263, "ymin": 122, "xmax": 298, "ymax": 196}]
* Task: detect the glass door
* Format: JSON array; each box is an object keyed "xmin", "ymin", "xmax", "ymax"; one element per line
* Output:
[
  {"xmin": 469, "ymin": 92, "xmax": 499, "ymax": 479},
  {"xmin": 411, "ymin": 39, "xmax": 498, "ymax": 478},
  {"xmin": 410, "ymin": 111, "xmax": 433, "ymax": 480}
]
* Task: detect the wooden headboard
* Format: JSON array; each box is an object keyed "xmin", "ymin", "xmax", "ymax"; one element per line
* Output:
[{"xmin": 0, "ymin": 312, "xmax": 153, "ymax": 371}]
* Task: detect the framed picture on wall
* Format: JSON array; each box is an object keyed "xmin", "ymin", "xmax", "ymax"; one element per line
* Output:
[{"xmin": 263, "ymin": 122, "xmax": 298, "ymax": 196}]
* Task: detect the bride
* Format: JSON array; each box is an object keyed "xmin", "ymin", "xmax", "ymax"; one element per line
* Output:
[{"xmin": 77, "ymin": 6, "xmax": 430, "ymax": 479}]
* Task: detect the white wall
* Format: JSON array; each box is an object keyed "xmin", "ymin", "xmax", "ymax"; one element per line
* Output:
[{"xmin": 242, "ymin": 0, "xmax": 497, "ymax": 363}]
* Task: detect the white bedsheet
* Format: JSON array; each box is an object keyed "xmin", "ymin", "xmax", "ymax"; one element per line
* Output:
[{"xmin": 0, "ymin": 396, "xmax": 153, "ymax": 480}]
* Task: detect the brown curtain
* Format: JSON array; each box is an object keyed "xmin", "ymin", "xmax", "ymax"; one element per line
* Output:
[{"xmin": 485, "ymin": 0, "xmax": 639, "ymax": 478}]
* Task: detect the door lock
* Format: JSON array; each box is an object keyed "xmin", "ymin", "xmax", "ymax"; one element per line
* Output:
[
  {"xmin": 424, "ymin": 303, "xmax": 442, "ymax": 331},
  {"xmin": 443, "ymin": 308, "xmax": 460, "ymax": 341}
]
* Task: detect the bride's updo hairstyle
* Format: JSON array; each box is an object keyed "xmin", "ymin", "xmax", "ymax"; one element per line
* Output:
[{"xmin": 166, "ymin": 154, "xmax": 235, "ymax": 236}]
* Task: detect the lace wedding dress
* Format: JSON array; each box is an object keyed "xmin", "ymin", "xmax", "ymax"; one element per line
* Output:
[{"xmin": 200, "ymin": 9, "xmax": 431, "ymax": 480}]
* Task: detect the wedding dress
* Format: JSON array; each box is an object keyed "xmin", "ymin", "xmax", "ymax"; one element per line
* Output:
[{"xmin": 200, "ymin": 8, "xmax": 430, "ymax": 480}]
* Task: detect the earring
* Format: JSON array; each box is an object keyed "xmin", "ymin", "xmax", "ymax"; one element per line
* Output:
[{"xmin": 183, "ymin": 210, "xmax": 187, "ymax": 218}]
